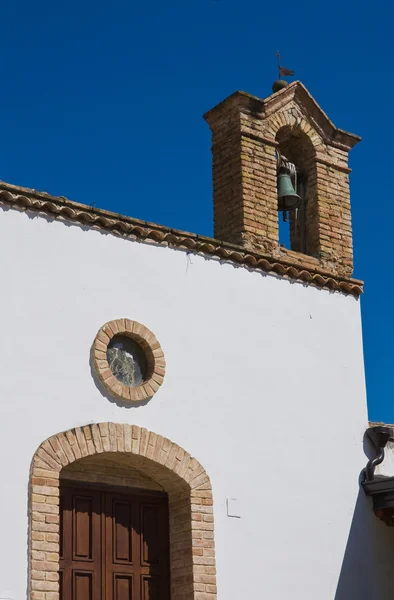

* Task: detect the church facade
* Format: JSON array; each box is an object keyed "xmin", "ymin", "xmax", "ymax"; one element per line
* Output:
[{"xmin": 0, "ymin": 81, "xmax": 392, "ymax": 600}]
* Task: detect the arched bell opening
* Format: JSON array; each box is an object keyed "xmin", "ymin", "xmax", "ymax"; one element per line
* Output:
[
  {"xmin": 275, "ymin": 126, "xmax": 317, "ymax": 255},
  {"xmin": 29, "ymin": 424, "xmax": 216, "ymax": 600}
]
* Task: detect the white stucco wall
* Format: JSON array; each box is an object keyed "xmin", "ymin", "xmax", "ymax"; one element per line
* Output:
[
  {"xmin": 0, "ymin": 205, "xmax": 390, "ymax": 599},
  {"xmin": 377, "ymin": 443, "xmax": 394, "ymax": 477}
]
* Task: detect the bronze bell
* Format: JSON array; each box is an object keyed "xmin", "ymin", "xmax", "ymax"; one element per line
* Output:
[{"xmin": 277, "ymin": 171, "xmax": 302, "ymax": 212}]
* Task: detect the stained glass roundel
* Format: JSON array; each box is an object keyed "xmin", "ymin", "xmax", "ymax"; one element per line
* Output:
[{"xmin": 106, "ymin": 335, "xmax": 147, "ymax": 387}]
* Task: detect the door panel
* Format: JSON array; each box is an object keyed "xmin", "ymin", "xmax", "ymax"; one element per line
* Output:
[
  {"xmin": 141, "ymin": 575, "xmax": 160, "ymax": 600},
  {"xmin": 60, "ymin": 484, "xmax": 170, "ymax": 600},
  {"xmin": 105, "ymin": 492, "xmax": 170, "ymax": 600},
  {"xmin": 141, "ymin": 504, "xmax": 160, "ymax": 566},
  {"xmin": 73, "ymin": 571, "xmax": 94, "ymax": 600},
  {"xmin": 60, "ymin": 487, "xmax": 102, "ymax": 600},
  {"xmin": 112, "ymin": 500, "xmax": 134, "ymax": 564},
  {"xmin": 73, "ymin": 496, "xmax": 94, "ymax": 561},
  {"xmin": 113, "ymin": 574, "xmax": 133, "ymax": 600}
]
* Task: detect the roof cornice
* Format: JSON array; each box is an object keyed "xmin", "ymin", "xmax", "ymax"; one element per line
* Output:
[{"xmin": 0, "ymin": 181, "xmax": 363, "ymax": 297}]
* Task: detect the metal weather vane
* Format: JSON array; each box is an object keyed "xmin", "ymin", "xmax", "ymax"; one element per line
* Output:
[{"xmin": 275, "ymin": 50, "xmax": 295, "ymax": 79}]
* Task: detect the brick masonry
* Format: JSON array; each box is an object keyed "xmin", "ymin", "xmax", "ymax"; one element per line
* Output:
[
  {"xmin": 30, "ymin": 423, "xmax": 217, "ymax": 600},
  {"xmin": 60, "ymin": 454, "xmax": 164, "ymax": 491},
  {"xmin": 204, "ymin": 81, "xmax": 361, "ymax": 278}
]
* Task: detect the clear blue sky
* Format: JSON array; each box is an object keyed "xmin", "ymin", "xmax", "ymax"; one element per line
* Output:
[{"xmin": 1, "ymin": 0, "xmax": 393, "ymax": 420}]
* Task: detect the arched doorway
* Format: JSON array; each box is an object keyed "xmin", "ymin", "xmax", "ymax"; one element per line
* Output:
[{"xmin": 30, "ymin": 423, "xmax": 217, "ymax": 600}]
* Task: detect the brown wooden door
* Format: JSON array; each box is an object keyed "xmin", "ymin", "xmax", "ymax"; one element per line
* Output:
[{"xmin": 59, "ymin": 484, "xmax": 170, "ymax": 600}]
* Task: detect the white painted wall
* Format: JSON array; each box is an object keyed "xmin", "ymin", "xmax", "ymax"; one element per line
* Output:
[
  {"xmin": 375, "ymin": 441, "xmax": 394, "ymax": 477},
  {"xmin": 0, "ymin": 205, "xmax": 390, "ymax": 599}
]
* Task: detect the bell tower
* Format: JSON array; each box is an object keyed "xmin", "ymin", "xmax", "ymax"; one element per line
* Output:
[{"xmin": 203, "ymin": 81, "xmax": 361, "ymax": 278}]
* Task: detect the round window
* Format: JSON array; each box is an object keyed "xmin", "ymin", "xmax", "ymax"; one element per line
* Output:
[
  {"xmin": 107, "ymin": 335, "xmax": 147, "ymax": 387},
  {"xmin": 93, "ymin": 319, "xmax": 165, "ymax": 403}
]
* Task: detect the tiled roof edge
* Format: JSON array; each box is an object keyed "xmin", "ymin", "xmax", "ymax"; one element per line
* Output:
[{"xmin": 0, "ymin": 181, "xmax": 363, "ymax": 297}]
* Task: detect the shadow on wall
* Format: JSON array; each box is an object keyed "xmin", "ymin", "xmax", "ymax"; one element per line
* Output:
[{"xmin": 335, "ymin": 435, "xmax": 394, "ymax": 600}]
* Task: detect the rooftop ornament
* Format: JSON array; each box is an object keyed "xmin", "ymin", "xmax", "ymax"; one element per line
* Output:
[
  {"xmin": 272, "ymin": 50, "xmax": 294, "ymax": 93},
  {"xmin": 362, "ymin": 425, "xmax": 394, "ymax": 526}
]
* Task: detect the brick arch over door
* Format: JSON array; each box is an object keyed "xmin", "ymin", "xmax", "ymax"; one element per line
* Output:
[{"xmin": 30, "ymin": 423, "xmax": 217, "ymax": 600}]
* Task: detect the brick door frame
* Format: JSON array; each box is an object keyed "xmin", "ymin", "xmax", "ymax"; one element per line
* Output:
[{"xmin": 30, "ymin": 423, "xmax": 217, "ymax": 600}]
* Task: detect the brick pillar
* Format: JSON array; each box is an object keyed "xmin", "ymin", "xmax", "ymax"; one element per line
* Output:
[
  {"xmin": 204, "ymin": 93, "xmax": 279, "ymax": 254},
  {"xmin": 314, "ymin": 156, "xmax": 354, "ymax": 276}
]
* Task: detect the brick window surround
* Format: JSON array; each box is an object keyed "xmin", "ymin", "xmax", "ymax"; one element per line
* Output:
[
  {"xmin": 30, "ymin": 423, "xmax": 217, "ymax": 600},
  {"xmin": 93, "ymin": 319, "xmax": 166, "ymax": 403}
]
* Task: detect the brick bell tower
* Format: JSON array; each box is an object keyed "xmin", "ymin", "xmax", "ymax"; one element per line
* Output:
[{"xmin": 203, "ymin": 81, "xmax": 361, "ymax": 279}]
